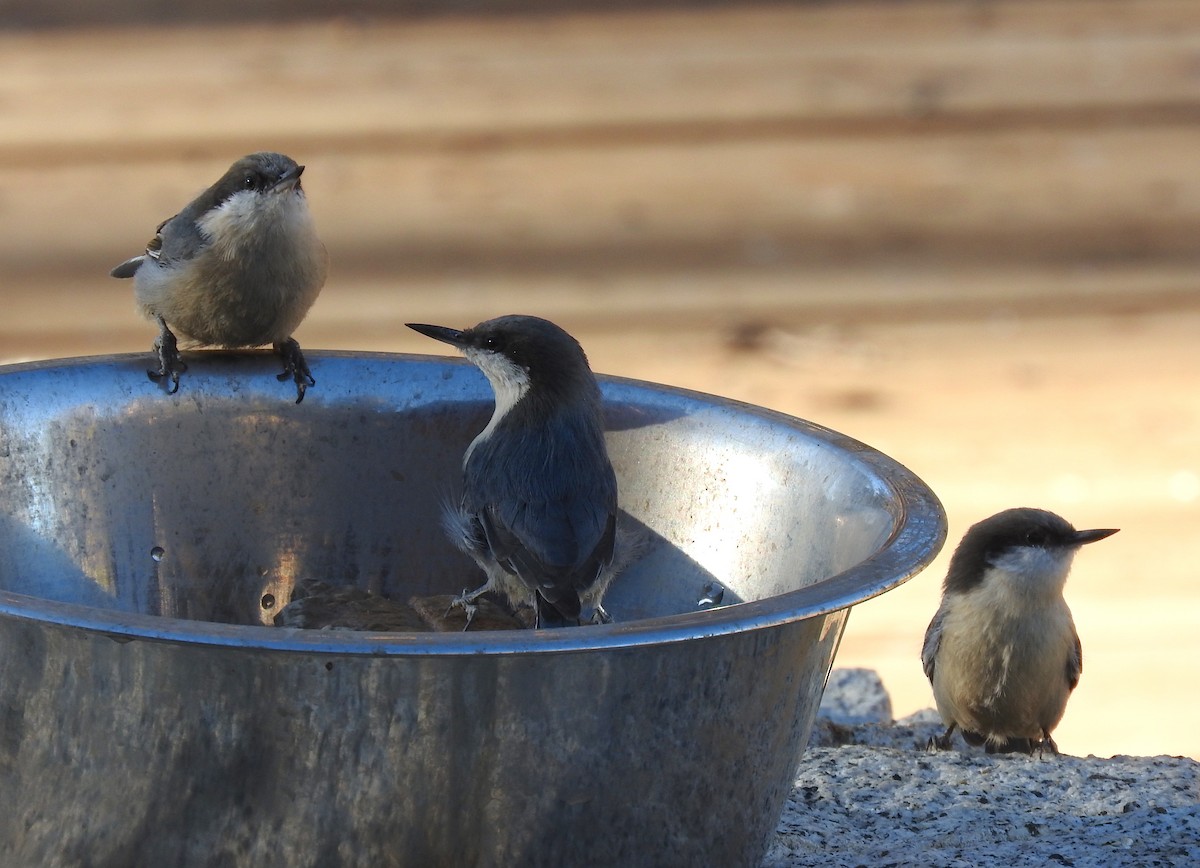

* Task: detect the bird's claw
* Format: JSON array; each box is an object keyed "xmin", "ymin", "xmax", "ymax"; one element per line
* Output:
[
  {"xmin": 445, "ymin": 589, "xmax": 479, "ymax": 631},
  {"xmin": 148, "ymin": 317, "xmax": 187, "ymax": 394},
  {"xmin": 926, "ymin": 728, "xmax": 955, "ymax": 752},
  {"xmin": 274, "ymin": 338, "xmax": 315, "ymax": 404}
]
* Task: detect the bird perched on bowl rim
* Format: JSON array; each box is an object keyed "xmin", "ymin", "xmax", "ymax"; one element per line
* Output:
[
  {"xmin": 407, "ymin": 314, "xmax": 635, "ymax": 629},
  {"xmin": 110, "ymin": 151, "xmax": 327, "ymax": 403},
  {"xmin": 922, "ymin": 507, "xmax": 1118, "ymax": 754}
]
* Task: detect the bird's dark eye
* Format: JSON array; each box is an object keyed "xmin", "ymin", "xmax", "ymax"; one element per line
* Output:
[
  {"xmin": 482, "ymin": 335, "xmax": 501, "ymax": 351},
  {"xmin": 1025, "ymin": 528, "xmax": 1048, "ymax": 547},
  {"xmin": 242, "ymin": 173, "xmax": 257, "ymax": 190}
]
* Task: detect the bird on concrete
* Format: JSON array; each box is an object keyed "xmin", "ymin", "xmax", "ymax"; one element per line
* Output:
[
  {"xmin": 407, "ymin": 314, "xmax": 634, "ymax": 629},
  {"xmin": 111, "ymin": 152, "xmax": 328, "ymax": 402},
  {"xmin": 922, "ymin": 507, "xmax": 1118, "ymax": 754}
]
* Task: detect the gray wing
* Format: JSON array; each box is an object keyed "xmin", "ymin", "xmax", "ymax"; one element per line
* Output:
[
  {"xmin": 480, "ymin": 493, "xmax": 615, "ymax": 600},
  {"xmin": 110, "ymin": 211, "xmax": 207, "ymax": 278},
  {"xmin": 921, "ymin": 604, "xmax": 947, "ymax": 681},
  {"xmin": 466, "ymin": 416, "xmax": 617, "ymax": 606},
  {"xmin": 1067, "ymin": 630, "xmax": 1082, "ymax": 691},
  {"xmin": 152, "ymin": 210, "xmax": 208, "ymax": 264}
]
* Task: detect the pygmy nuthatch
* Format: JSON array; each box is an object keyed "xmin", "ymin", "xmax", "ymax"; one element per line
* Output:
[
  {"xmin": 111, "ymin": 152, "xmax": 328, "ymax": 402},
  {"xmin": 922, "ymin": 507, "xmax": 1118, "ymax": 754},
  {"xmin": 407, "ymin": 315, "xmax": 634, "ymax": 629}
]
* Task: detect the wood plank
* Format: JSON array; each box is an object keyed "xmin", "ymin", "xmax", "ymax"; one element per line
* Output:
[
  {"xmin": 1, "ymin": 1, "xmax": 1199, "ymax": 162},
  {"xmin": 4, "ymin": 258, "xmax": 1196, "ymax": 366},
  {"xmin": 2, "ymin": 124, "xmax": 1197, "ymax": 277}
]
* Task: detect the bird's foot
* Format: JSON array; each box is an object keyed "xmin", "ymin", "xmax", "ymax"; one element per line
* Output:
[
  {"xmin": 926, "ymin": 725, "xmax": 956, "ymax": 752},
  {"xmin": 1036, "ymin": 735, "xmax": 1060, "ymax": 757},
  {"xmin": 148, "ymin": 317, "xmax": 187, "ymax": 394},
  {"xmin": 588, "ymin": 604, "xmax": 613, "ymax": 625},
  {"xmin": 445, "ymin": 588, "xmax": 482, "ymax": 631},
  {"xmin": 274, "ymin": 338, "xmax": 315, "ymax": 404}
]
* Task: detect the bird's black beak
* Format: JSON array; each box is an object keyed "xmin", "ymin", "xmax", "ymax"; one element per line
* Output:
[
  {"xmin": 407, "ymin": 323, "xmax": 467, "ymax": 349},
  {"xmin": 1072, "ymin": 527, "xmax": 1119, "ymax": 545},
  {"xmin": 271, "ymin": 164, "xmax": 304, "ymax": 194}
]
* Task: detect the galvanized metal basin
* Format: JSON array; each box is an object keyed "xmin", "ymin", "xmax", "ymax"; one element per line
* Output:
[{"xmin": 0, "ymin": 351, "xmax": 945, "ymax": 868}]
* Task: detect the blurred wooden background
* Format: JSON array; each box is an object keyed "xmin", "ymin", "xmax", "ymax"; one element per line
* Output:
[{"xmin": 1, "ymin": 0, "xmax": 1198, "ymax": 758}]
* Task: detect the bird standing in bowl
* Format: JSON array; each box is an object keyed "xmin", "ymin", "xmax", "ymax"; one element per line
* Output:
[{"xmin": 408, "ymin": 314, "xmax": 637, "ymax": 629}]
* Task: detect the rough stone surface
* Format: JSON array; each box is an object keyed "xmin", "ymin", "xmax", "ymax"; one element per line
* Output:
[
  {"xmin": 765, "ymin": 672, "xmax": 1200, "ymax": 867},
  {"xmin": 816, "ymin": 667, "xmax": 893, "ymax": 725}
]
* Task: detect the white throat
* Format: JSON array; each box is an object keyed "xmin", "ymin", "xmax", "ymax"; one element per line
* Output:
[
  {"xmin": 463, "ymin": 348, "xmax": 531, "ymax": 465},
  {"xmin": 197, "ymin": 189, "xmax": 312, "ymax": 260},
  {"xmin": 986, "ymin": 545, "xmax": 1075, "ymax": 601}
]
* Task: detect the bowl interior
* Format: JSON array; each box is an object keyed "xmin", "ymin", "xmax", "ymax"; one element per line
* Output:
[{"xmin": 0, "ymin": 352, "xmax": 938, "ymax": 639}]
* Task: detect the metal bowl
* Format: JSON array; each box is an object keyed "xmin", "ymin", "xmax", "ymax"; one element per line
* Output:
[{"xmin": 0, "ymin": 351, "xmax": 945, "ymax": 867}]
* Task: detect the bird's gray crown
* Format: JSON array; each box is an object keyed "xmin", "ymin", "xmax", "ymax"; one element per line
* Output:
[
  {"xmin": 192, "ymin": 152, "xmax": 304, "ymax": 216},
  {"xmin": 410, "ymin": 315, "xmax": 598, "ymax": 401},
  {"xmin": 943, "ymin": 507, "xmax": 1116, "ymax": 594}
]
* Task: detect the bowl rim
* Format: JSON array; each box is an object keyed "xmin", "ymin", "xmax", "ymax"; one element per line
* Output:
[{"xmin": 0, "ymin": 351, "xmax": 947, "ymax": 656}]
